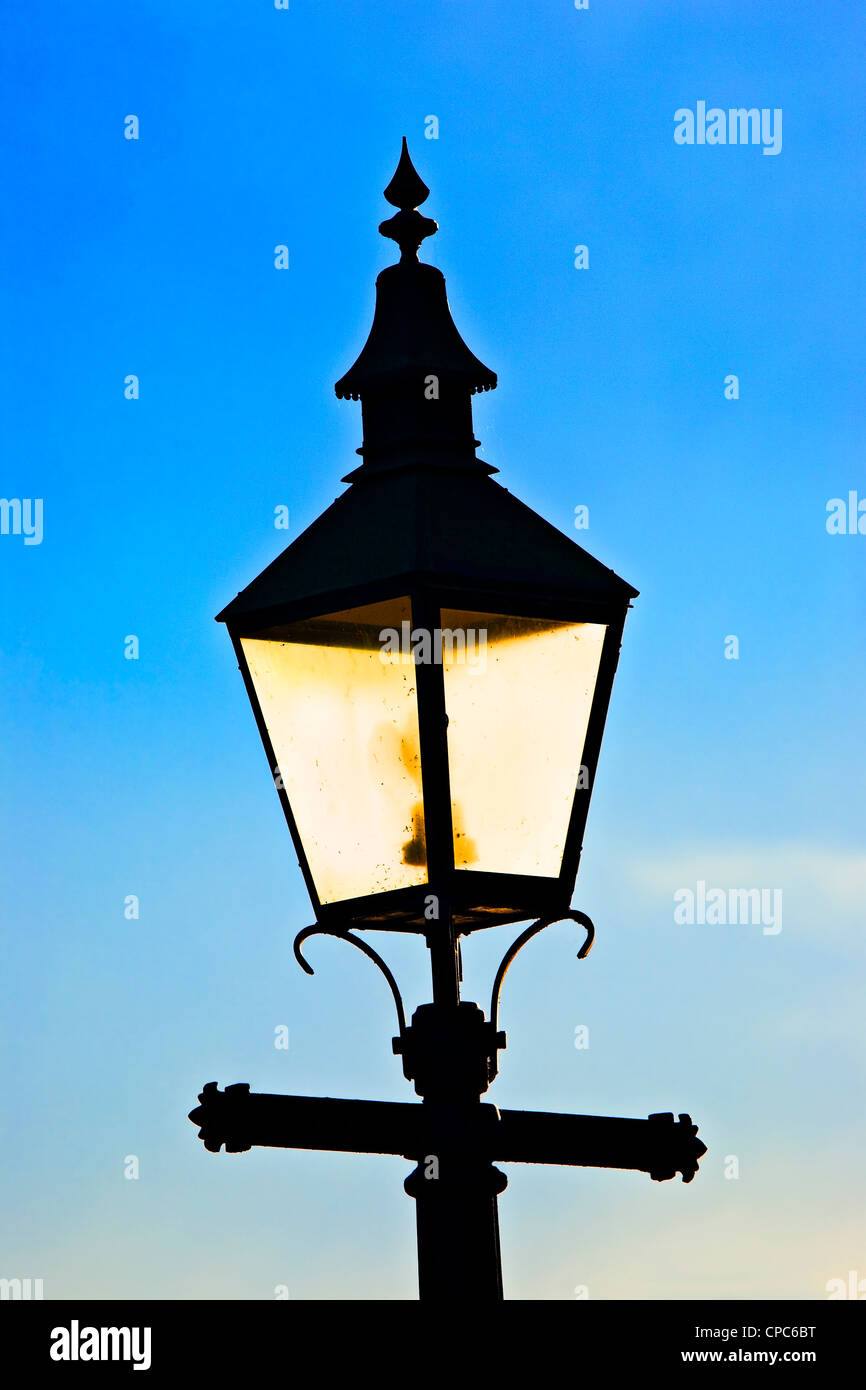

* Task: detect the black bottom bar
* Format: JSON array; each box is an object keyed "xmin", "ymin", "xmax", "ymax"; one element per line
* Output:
[{"xmin": 3, "ymin": 1300, "xmax": 859, "ymax": 1377}]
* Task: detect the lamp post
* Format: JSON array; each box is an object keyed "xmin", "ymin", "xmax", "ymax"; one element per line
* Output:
[{"xmin": 190, "ymin": 140, "xmax": 706, "ymax": 1301}]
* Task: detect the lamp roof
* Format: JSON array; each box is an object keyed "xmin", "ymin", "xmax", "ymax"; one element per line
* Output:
[
  {"xmin": 219, "ymin": 141, "xmax": 637, "ymax": 627},
  {"xmin": 217, "ymin": 468, "xmax": 637, "ymax": 626}
]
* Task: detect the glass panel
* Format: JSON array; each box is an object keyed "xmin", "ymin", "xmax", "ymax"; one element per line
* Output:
[
  {"xmin": 240, "ymin": 597, "xmax": 427, "ymax": 904},
  {"xmin": 441, "ymin": 609, "xmax": 607, "ymax": 878}
]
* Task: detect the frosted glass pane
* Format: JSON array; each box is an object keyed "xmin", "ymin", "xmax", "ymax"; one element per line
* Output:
[
  {"xmin": 241, "ymin": 599, "xmax": 427, "ymax": 904},
  {"xmin": 442, "ymin": 610, "xmax": 606, "ymax": 878}
]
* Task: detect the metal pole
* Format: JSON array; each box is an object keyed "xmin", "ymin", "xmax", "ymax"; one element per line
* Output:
[
  {"xmin": 406, "ymin": 903, "xmax": 506, "ymax": 1300},
  {"xmin": 426, "ymin": 899, "xmax": 460, "ymax": 1008}
]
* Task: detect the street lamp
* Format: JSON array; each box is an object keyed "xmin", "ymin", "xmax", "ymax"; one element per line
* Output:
[
  {"xmin": 191, "ymin": 139, "xmax": 706, "ymax": 1301},
  {"xmin": 218, "ymin": 138, "xmax": 636, "ymax": 940}
]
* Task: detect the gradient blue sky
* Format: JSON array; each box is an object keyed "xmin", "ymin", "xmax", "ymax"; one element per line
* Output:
[{"xmin": 1, "ymin": 0, "xmax": 864, "ymax": 1299}]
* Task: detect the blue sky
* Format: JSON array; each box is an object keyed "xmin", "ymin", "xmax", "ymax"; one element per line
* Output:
[{"xmin": 1, "ymin": 0, "xmax": 864, "ymax": 1299}]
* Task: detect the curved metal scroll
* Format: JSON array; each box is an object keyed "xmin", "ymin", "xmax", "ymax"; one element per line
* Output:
[
  {"xmin": 490, "ymin": 910, "xmax": 595, "ymax": 1034},
  {"xmin": 293, "ymin": 925, "xmax": 407, "ymax": 1036}
]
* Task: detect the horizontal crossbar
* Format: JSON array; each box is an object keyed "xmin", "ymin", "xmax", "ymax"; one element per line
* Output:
[{"xmin": 189, "ymin": 1084, "xmax": 706, "ymax": 1182}]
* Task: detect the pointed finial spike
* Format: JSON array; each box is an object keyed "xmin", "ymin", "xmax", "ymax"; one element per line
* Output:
[
  {"xmin": 384, "ymin": 137, "xmax": 430, "ymax": 210},
  {"xmin": 379, "ymin": 139, "xmax": 438, "ymax": 261}
]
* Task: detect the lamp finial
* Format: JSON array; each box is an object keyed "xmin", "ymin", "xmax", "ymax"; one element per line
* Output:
[{"xmin": 379, "ymin": 137, "xmax": 438, "ymax": 261}]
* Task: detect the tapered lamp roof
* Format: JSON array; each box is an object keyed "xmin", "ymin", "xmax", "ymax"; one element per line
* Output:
[{"xmin": 218, "ymin": 140, "xmax": 637, "ymax": 630}]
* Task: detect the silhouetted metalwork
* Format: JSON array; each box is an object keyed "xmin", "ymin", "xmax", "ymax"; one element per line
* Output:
[
  {"xmin": 192, "ymin": 140, "xmax": 706, "ymax": 1301},
  {"xmin": 490, "ymin": 910, "xmax": 595, "ymax": 1039},
  {"xmin": 293, "ymin": 924, "xmax": 407, "ymax": 1035},
  {"xmin": 379, "ymin": 134, "xmax": 439, "ymax": 260},
  {"xmin": 190, "ymin": 1083, "xmax": 706, "ymax": 1183}
]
